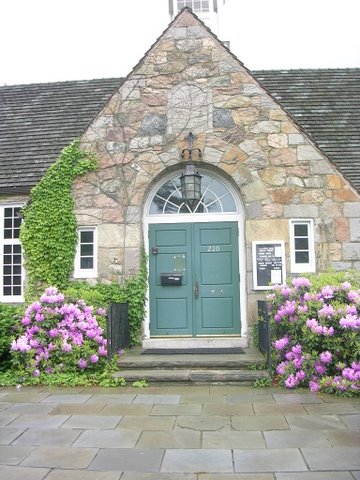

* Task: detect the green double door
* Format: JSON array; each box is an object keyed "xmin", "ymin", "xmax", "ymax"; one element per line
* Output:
[{"xmin": 149, "ymin": 222, "xmax": 240, "ymax": 336}]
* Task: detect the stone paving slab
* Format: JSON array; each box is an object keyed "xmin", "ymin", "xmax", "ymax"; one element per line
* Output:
[
  {"xmin": 5, "ymin": 402, "xmax": 56, "ymax": 415},
  {"xmin": 203, "ymin": 430, "xmax": 266, "ymax": 448},
  {"xmin": 198, "ymin": 475, "xmax": 274, "ymax": 480},
  {"xmin": 0, "ymin": 445, "xmax": 35, "ymax": 465},
  {"xmin": 264, "ymin": 430, "xmax": 331, "ymax": 448},
  {"xmin": 325, "ymin": 429, "xmax": 360, "ymax": 446},
  {"xmin": 301, "ymin": 447, "xmax": 360, "ymax": 470},
  {"xmin": 339, "ymin": 414, "xmax": 360, "ymax": 430},
  {"xmin": 133, "ymin": 394, "xmax": 181, "ymax": 404},
  {"xmin": 48, "ymin": 403, "xmax": 105, "ymax": 415},
  {"xmin": 304, "ymin": 403, "xmax": 360, "ymax": 415},
  {"xmin": 89, "ymin": 448, "xmax": 164, "ymax": 472},
  {"xmin": 233, "ymin": 448, "xmax": 306, "ymax": 472},
  {"xmin": 73, "ymin": 428, "xmax": 141, "ymax": 448},
  {"xmin": 203, "ymin": 402, "xmax": 254, "ymax": 416},
  {"xmin": 101, "ymin": 404, "xmax": 152, "ymax": 416},
  {"xmin": 121, "ymin": 473, "xmax": 197, "ymax": 480},
  {"xmin": 86, "ymin": 394, "xmax": 136, "ymax": 404},
  {"xmin": 272, "ymin": 393, "xmax": 323, "ymax": 404},
  {"xmin": 0, "ymin": 427, "xmax": 24, "ymax": 444},
  {"xmin": 137, "ymin": 429, "xmax": 201, "ymax": 448},
  {"xmin": 61, "ymin": 414, "xmax": 121, "ymax": 429},
  {"xmin": 46, "ymin": 470, "xmax": 121, "ymax": 480},
  {"xmin": 231, "ymin": 415, "xmax": 288, "ymax": 431},
  {"xmin": 12, "ymin": 427, "xmax": 82, "ymax": 446},
  {"xmin": 0, "ymin": 412, "xmax": 20, "ymax": 426},
  {"xmin": 9, "ymin": 414, "xmax": 69, "ymax": 429},
  {"xmin": 150, "ymin": 403, "xmax": 202, "ymax": 415},
  {"xmin": 0, "ymin": 465, "xmax": 49, "ymax": 480},
  {"xmin": 119, "ymin": 415, "xmax": 176, "ymax": 430},
  {"xmin": 161, "ymin": 448, "xmax": 233, "ymax": 473},
  {"xmin": 253, "ymin": 403, "xmax": 307, "ymax": 416},
  {"xmin": 176, "ymin": 415, "xmax": 227, "ymax": 431},
  {"xmin": 285, "ymin": 414, "xmax": 347, "ymax": 430},
  {"xmin": 276, "ymin": 473, "xmax": 354, "ymax": 480},
  {"xmin": 20, "ymin": 446, "xmax": 98, "ymax": 469},
  {"xmin": 41, "ymin": 394, "xmax": 93, "ymax": 403}
]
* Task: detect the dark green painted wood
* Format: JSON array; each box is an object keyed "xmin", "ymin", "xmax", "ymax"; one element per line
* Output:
[{"xmin": 149, "ymin": 222, "xmax": 240, "ymax": 336}]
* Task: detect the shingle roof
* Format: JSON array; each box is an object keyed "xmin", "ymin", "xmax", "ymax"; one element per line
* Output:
[
  {"xmin": 0, "ymin": 69, "xmax": 359, "ymax": 194},
  {"xmin": 0, "ymin": 78, "xmax": 122, "ymax": 193},
  {"xmin": 254, "ymin": 68, "xmax": 360, "ymax": 191}
]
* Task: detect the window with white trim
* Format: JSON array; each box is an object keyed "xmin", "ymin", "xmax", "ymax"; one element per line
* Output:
[
  {"xmin": 74, "ymin": 227, "xmax": 97, "ymax": 278},
  {"xmin": 289, "ymin": 219, "xmax": 315, "ymax": 273},
  {"xmin": 0, "ymin": 205, "xmax": 24, "ymax": 302},
  {"xmin": 177, "ymin": 0, "xmax": 210, "ymax": 14}
]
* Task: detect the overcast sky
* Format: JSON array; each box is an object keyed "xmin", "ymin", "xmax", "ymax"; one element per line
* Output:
[{"xmin": 1, "ymin": 0, "xmax": 359, "ymax": 85}]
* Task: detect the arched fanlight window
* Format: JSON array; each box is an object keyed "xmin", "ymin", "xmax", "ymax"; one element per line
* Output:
[{"xmin": 149, "ymin": 173, "xmax": 237, "ymax": 215}]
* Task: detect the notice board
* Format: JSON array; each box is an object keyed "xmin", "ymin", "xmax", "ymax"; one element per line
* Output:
[{"xmin": 252, "ymin": 241, "xmax": 285, "ymax": 290}]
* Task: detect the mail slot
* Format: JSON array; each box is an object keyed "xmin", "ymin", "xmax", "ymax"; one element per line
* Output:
[{"xmin": 161, "ymin": 273, "xmax": 182, "ymax": 286}]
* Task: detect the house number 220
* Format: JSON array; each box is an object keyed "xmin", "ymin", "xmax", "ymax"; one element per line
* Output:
[{"xmin": 207, "ymin": 245, "xmax": 220, "ymax": 252}]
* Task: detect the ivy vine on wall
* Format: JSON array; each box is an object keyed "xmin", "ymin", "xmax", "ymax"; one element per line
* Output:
[{"xmin": 20, "ymin": 140, "xmax": 98, "ymax": 296}]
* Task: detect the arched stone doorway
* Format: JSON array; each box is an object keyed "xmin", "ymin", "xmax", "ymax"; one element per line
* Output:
[{"xmin": 143, "ymin": 168, "xmax": 247, "ymax": 346}]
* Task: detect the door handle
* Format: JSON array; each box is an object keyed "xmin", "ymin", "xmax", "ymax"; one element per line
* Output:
[{"xmin": 194, "ymin": 281, "xmax": 199, "ymax": 299}]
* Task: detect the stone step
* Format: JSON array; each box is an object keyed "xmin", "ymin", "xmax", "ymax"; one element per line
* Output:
[
  {"xmin": 114, "ymin": 347, "xmax": 269, "ymax": 384},
  {"xmin": 113, "ymin": 368, "xmax": 270, "ymax": 384},
  {"xmin": 117, "ymin": 355, "xmax": 263, "ymax": 370}
]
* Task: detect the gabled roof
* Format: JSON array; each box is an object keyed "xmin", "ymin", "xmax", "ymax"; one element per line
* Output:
[
  {"xmin": 254, "ymin": 68, "xmax": 360, "ymax": 191},
  {"xmin": 0, "ymin": 69, "xmax": 359, "ymax": 194},
  {"xmin": 0, "ymin": 78, "xmax": 122, "ymax": 193}
]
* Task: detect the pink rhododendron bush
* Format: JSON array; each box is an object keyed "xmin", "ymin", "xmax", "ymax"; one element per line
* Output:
[
  {"xmin": 10, "ymin": 287, "xmax": 108, "ymax": 378},
  {"xmin": 267, "ymin": 277, "xmax": 360, "ymax": 396}
]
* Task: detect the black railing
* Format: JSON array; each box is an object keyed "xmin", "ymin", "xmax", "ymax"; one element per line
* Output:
[
  {"xmin": 257, "ymin": 300, "xmax": 272, "ymax": 372},
  {"xmin": 106, "ymin": 303, "xmax": 130, "ymax": 360}
]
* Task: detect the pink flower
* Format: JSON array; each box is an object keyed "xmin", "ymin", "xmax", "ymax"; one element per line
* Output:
[
  {"xmin": 309, "ymin": 380, "xmax": 320, "ymax": 392},
  {"xmin": 98, "ymin": 346, "xmax": 107, "ymax": 357},
  {"xmin": 348, "ymin": 290, "xmax": 360, "ymax": 302},
  {"xmin": 314, "ymin": 362, "xmax": 327, "ymax": 375},
  {"xmin": 339, "ymin": 314, "xmax": 360, "ymax": 330},
  {"xmin": 318, "ymin": 304, "xmax": 335, "ymax": 318},
  {"xmin": 78, "ymin": 358, "xmax": 87, "ymax": 369},
  {"xmin": 321, "ymin": 286, "xmax": 334, "ymax": 299},
  {"xmin": 90, "ymin": 354, "xmax": 99, "ymax": 364},
  {"xmin": 276, "ymin": 361, "xmax": 289, "ymax": 375},
  {"xmin": 320, "ymin": 351, "xmax": 332, "ymax": 364},
  {"xmin": 11, "ymin": 335, "xmax": 31, "ymax": 352},
  {"xmin": 292, "ymin": 277, "xmax": 311, "ymax": 289},
  {"xmin": 284, "ymin": 374, "xmax": 299, "ymax": 389},
  {"xmin": 273, "ymin": 336, "xmax": 289, "ymax": 351},
  {"xmin": 296, "ymin": 370, "xmax": 306, "ymax": 382}
]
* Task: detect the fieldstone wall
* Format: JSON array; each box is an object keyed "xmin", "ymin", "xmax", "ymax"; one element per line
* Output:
[{"xmin": 73, "ymin": 10, "xmax": 360, "ymax": 323}]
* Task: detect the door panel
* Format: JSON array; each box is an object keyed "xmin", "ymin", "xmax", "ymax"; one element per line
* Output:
[
  {"xmin": 149, "ymin": 224, "xmax": 192, "ymax": 335},
  {"xmin": 149, "ymin": 222, "xmax": 240, "ymax": 336},
  {"xmin": 194, "ymin": 223, "xmax": 240, "ymax": 335}
]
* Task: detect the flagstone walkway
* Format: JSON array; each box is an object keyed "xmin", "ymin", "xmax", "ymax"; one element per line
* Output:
[{"xmin": 0, "ymin": 384, "xmax": 359, "ymax": 479}]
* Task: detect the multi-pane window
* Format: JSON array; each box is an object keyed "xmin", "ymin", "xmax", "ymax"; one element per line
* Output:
[
  {"xmin": 74, "ymin": 228, "xmax": 97, "ymax": 278},
  {"xmin": 150, "ymin": 174, "xmax": 237, "ymax": 215},
  {"xmin": 0, "ymin": 205, "xmax": 23, "ymax": 301},
  {"xmin": 177, "ymin": 0, "xmax": 210, "ymax": 13},
  {"xmin": 289, "ymin": 219, "xmax": 315, "ymax": 273}
]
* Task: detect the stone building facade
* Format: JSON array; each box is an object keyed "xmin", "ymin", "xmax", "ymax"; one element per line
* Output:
[{"xmin": 69, "ymin": 9, "xmax": 360, "ymax": 345}]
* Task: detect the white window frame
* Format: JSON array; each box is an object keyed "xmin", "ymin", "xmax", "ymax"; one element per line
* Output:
[
  {"xmin": 289, "ymin": 219, "xmax": 316, "ymax": 273},
  {"xmin": 74, "ymin": 227, "xmax": 98, "ymax": 279},
  {"xmin": 0, "ymin": 204, "xmax": 25, "ymax": 303}
]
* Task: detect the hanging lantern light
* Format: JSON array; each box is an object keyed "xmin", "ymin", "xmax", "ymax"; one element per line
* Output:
[{"xmin": 180, "ymin": 132, "xmax": 202, "ymax": 209}]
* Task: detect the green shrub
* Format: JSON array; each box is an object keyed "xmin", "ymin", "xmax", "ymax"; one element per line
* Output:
[
  {"xmin": 267, "ymin": 274, "xmax": 360, "ymax": 396},
  {"xmin": 0, "ymin": 304, "xmax": 22, "ymax": 370}
]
